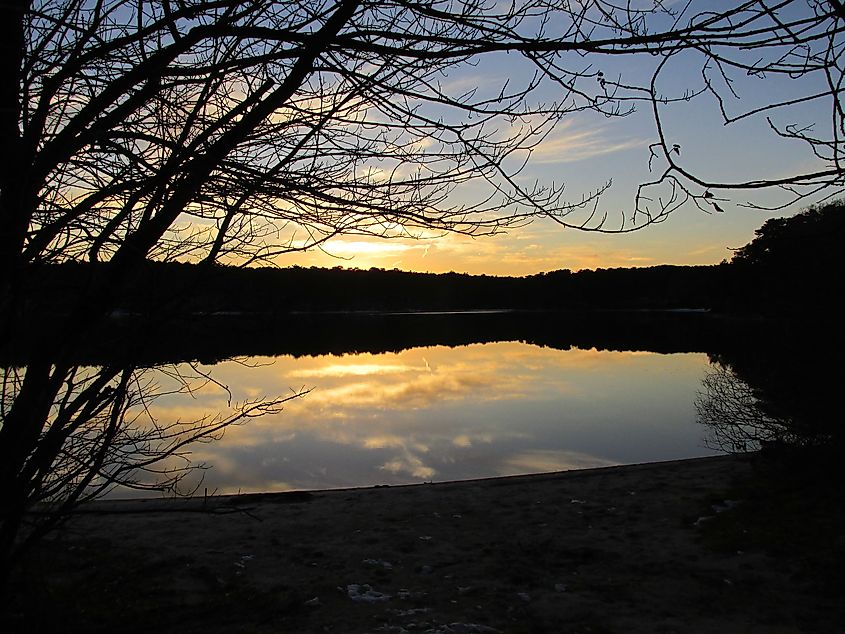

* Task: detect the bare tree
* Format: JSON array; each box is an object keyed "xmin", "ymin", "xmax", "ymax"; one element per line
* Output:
[
  {"xmin": 0, "ymin": 361, "xmax": 305, "ymax": 570},
  {"xmin": 696, "ymin": 344, "xmax": 841, "ymax": 453},
  {"xmin": 695, "ymin": 362, "xmax": 788, "ymax": 453},
  {"xmin": 635, "ymin": 1, "xmax": 845, "ymax": 216},
  {"xmin": 2, "ymin": 0, "xmax": 844, "ymax": 580}
]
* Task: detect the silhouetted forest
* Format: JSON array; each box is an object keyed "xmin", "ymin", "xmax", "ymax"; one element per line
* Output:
[
  {"xmin": 724, "ymin": 201, "xmax": 845, "ymax": 312},
  {"xmin": 3, "ymin": 201, "xmax": 842, "ymax": 366},
  {"xmin": 17, "ymin": 201, "xmax": 844, "ymax": 321},
  {"xmin": 708, "ymin": 336, "xmax": 842, "ymax": 456},
  {"xmin": 23, "ymin": 260, "xmax": 725, "ymax": 317},
  {"xmin": 697, "ymin": 202, "xmax": 845, "ymax": 458}
]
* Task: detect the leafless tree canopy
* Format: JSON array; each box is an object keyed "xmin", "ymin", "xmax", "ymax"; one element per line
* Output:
[
  {"xmin": 695, "ymin": 363, "xmax": 786, "ymax": 453},
  {"xmin": 2, "ymin": 0, "xmax": 844, "ymax": 275},
  {"xmin": 0, "ymin": 361, "xmax": 304, "ymax": 560},
  {"xmin": 2, "ymin": 0, "xmax": 845, "ymax": 578}
]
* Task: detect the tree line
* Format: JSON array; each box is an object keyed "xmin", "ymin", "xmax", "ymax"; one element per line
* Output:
[
  {"xmin": 22, "ymin": 260, "xmax": 725, "ymax": 316},
  {"xmin": 17, "ymin": 200, "xmax": 845, "ymax": 322}
]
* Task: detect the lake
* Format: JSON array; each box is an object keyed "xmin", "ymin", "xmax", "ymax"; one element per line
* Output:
[{"xmin": 140, "ymin": 339, "xmax": 721, "ymax": 496}]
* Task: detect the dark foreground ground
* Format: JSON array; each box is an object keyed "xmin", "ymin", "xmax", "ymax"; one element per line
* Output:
[{"xmin": 5, "ymin": 454, "xmax": 844, "ymax": 633}]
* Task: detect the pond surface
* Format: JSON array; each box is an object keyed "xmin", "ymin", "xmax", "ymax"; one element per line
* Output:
[{"xmin": 142, "ymin": 341, "xmax": 720, "ymax": 496}]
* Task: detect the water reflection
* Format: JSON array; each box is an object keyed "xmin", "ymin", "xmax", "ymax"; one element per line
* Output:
[
  {"xmin": 695, "ymin": 363, "xmax": 776, "ymax": 453},
  {"xmin": 696, "ymin": 353, "xmax": 839, "ymax": 455},
  {"xmin": 142, "ymin": 342, "xmax": 718, "ymax": 496}
]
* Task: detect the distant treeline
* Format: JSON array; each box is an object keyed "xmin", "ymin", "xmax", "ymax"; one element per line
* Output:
[
  {"xmin": 16, "ymin": 200, "xmax": 845, "ymax": 319},
  {"xmin": 3, "ymin": 202, "xmax": 842, "ymax": 366},
  {"xmin": 22, "ymin": 199, "xmax": 844, "ymax": 317},
  {"xmin": 24, "ymin": 260, "xmax": 728, "ymax": 315},
  {"xmin": 727, "ymin": 201, "xmax": 844, "ymax": 312}
]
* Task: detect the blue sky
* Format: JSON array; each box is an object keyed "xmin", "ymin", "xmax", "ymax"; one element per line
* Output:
[{"xmin": 270, "ymin": 2, "xmax": 838, "ymax": 275}]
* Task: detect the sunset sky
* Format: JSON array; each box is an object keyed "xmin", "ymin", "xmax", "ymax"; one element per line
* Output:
[
  {"xmin": 273, "ymin": 103, "xmax": 824, "ymax": 275},
  {"xmin": 271, "ymin": 13, "xmax": 835, "ymax": 276}
]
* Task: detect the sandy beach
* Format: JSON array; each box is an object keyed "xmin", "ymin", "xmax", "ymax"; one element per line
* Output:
[{"xmin": 6, "ymin": 454, "xmax": 843, "ymax": 633}]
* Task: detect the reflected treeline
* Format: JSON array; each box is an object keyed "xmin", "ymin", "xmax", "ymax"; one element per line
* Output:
[
  {"xmin": 697, "ymin": 330, "xmax": 843, "ymax": 458},
  {"xmin": 3, "ymin": 308, "xmax": 762, "ymax": 366},
  {"xmin": 696, "ymin": 364, "xmax": 794, "ymax": 453}
]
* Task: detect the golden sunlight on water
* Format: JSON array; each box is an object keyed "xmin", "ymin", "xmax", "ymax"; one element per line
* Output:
[{"xmin": 140, "ymin": 342, "xmax": 718, "ymax": 496}]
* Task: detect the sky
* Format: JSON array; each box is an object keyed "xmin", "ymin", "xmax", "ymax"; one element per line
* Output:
[{"xmin": 268, "ymin": 3, "xmax": 837, "ymax": 276}]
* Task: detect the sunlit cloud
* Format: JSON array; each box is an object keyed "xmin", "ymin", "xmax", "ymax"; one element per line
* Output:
[
  {"xmin": 383, "ymin": 372, "xmax": 495, "ymax": 407},
  {"xmin": 531, "ymin": 121, "xmax": 645, "ymax": 164},
  {"xmin": 380, "ymin": 454, "xmax": 436, "ymax": 480},
  {"xmin": 452, "ymin": 433, "xmax": 493, "ymax": 448},
  {"xmin": 453, "ymin": 434, "xmax": 473, "ymax": 448},
  {"xmin": 269, "ymin": 223, "xmax": 731, "ymax": 275},
  {"xmin": 122, "ymin": 342, "xmax": 714, "ymax": 497},
  {"xmin": 501, "ymin": 450, "xmax": 618, "ymax": 475},
  {"xmin": 317, "ymin": 239, "xmax": 420, "ymax": 256},
  {"xmin": 267, "ymin": 205, "xmax": 736, "ymax": 274},
  {"xmin": 299, "ymin": 368, "xmax": 518, "ymax": 412},
  {"xmin": 294, "ymin": 363, "xmax": 419, "ymax": 378},
  {"xmin": 417, "ymin": 232, "xmax": 662, "ymax": 273},
  {"xmin": 362, "ymin": 435, "xmax": 429, "ymax": 453}
]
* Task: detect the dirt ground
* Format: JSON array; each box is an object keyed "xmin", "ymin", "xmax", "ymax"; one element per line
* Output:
[{"xmin": 5, "ymin": 454, "xmax": 844, "ymax": 633}]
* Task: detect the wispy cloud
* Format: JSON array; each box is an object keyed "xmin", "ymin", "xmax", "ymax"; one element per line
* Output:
[
  {"xmin": 317, "ymin": 239, "xmax": 420, "ymax": 256},
  {"xmin": 294, "ymin": 363, "xmax": 419, "ymax": 378},
  {"xmin": 501, "ymin": 450, "xmax": 617, "ymax": 475},
  {"xmin": 531, "ymin": 121, "xmax": 645, "ymax": 164}
]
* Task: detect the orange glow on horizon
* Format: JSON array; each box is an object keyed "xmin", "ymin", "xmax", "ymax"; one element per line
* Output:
[{"xmin": 267, "ymin": 219, "xmax": 739, "ymax": 276}]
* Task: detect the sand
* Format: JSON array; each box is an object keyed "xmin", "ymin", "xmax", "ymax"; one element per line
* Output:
[{"xmin": 6, "ymin": 454, "xmax": 843, "ymax": 633}]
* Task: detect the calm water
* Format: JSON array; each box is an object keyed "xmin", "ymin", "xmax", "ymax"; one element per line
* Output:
[{"xmin": 140, "ymin": 341, "xmax": 720, "ymax": 496}]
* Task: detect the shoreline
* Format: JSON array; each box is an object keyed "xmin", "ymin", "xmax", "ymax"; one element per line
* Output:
[
  {"xmin": 9, "ymin": 452, "xmax": 843, "ymax": 633},
  {"xmin": 83, "ymin": 453, "xmax": 731, "ymax": 512}
]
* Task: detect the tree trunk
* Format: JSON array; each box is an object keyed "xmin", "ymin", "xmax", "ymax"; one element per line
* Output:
[
  {"xmin": 0, "ymin": 0, "xmax": 31, "ymax": 341},
  {"xmin": 0, "ymin": 361, "xmax": 65, "ymax": 590}
]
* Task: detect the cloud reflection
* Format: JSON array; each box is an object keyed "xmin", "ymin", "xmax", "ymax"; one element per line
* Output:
[
  {"xmin": 502, "ymin": 450, "xmax": 617, "ymax": 475},
  {"xmin": 136, "ymin": 343, "xmax": 716, "ymax": 496}
]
